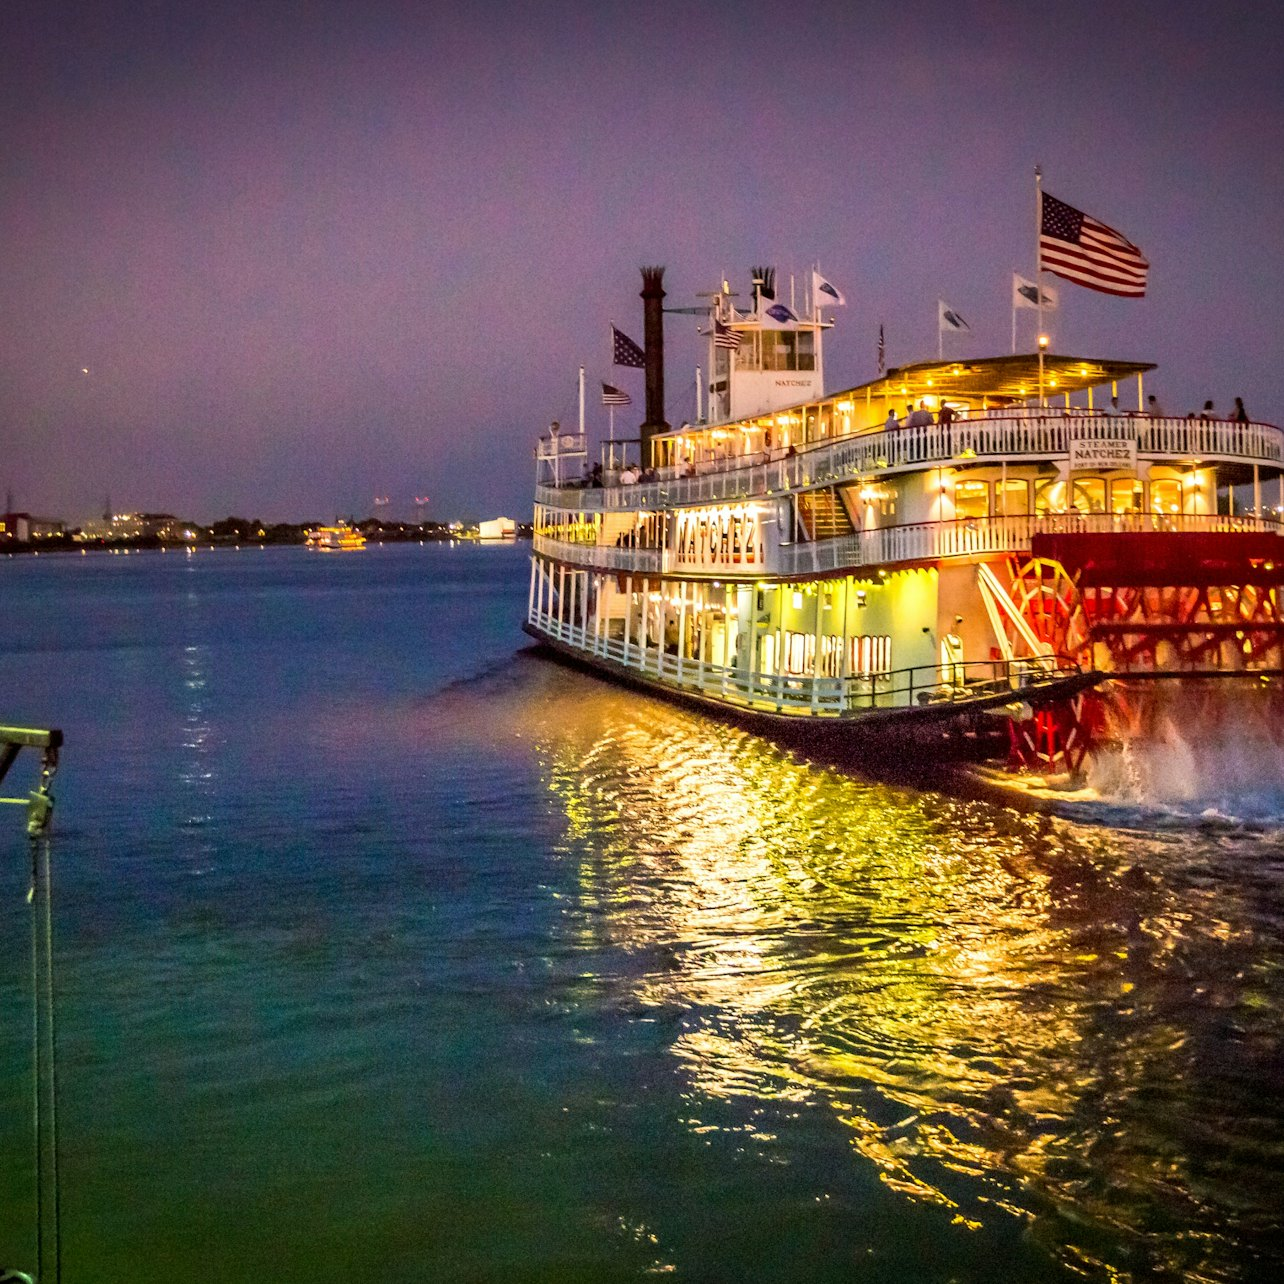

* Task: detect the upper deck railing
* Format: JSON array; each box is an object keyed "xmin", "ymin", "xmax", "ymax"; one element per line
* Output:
[{"xmin": 535, "ymin": 410, "xmax": 1284, "ymax": 513}]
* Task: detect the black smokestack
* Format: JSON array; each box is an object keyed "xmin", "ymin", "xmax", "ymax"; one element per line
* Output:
[
  {"xmin": 751, "ymin": 265, "xmax": 776, "ymax": 307},
  {"xmin": 640, "ymin": 266, "xmax": 667, "ymax": 456}
]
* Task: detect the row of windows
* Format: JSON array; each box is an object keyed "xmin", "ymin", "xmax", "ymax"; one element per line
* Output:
[
  {"xmin": 951, "ymin": 476, "xmax": 1193, "ymax": 518},
  {"xmin": 764, "ymin": 632, "xmax": 892, "ymax": 677},
  {"xmin": 732, "ymin": 330, "xmax": 818, "ymax": 373}
]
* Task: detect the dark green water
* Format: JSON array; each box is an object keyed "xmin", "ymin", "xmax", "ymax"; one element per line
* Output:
[{"xmin": 2, "ymin": 543, "xmax": 1283, "ymax": 1282}]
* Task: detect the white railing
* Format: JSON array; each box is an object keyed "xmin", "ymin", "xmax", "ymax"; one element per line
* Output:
[
  {"xmin": 535, "ymin": 432, "xmax": 586, "ymax": 460},
  {"xmin": 533, "ymin": 511, "xmax": 1284, "ymax": 580},
  {"xmin": 529, "ymin": 608, "xmax": 1080, "ymax": 715},
  {"xmin": 535, "ymin": 412, "xmax": 1284, "ymax": 514},
  {"xmin": 777, "ymin": 511, "xmax": 1283, "ymax": 576},
  {"xmin": 533, "ymin": 535, "xmax": 662, "ymax": 572}
]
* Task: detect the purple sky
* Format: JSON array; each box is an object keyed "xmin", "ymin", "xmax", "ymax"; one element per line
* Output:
[{"xmin": 3, "ymin": 0, "xmax": 1282, "ymax": 523}]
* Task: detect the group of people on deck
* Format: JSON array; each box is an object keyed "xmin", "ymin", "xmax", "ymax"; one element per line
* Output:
[
  {"xmin": 884, "ymin": 402, "xmax": 958, "ymax": 430},
  {"xmin": 880, "ymin": 395, "xmax": 1253, "ymax": 428},
  {"xmin": 1102, "ymin": 395, "xmax": 1250, "ymax": 422},
  {"xmin": 575, "ymin": 390, "xmax": 1257, "ymax": 489}
]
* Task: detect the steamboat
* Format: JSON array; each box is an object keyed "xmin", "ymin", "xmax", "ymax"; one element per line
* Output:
[
  {"xmin": 305, "ymin": 521, "xmax": 366, "ymax": 551},
  {"xmin": 525, "ymin": 266, "xmax": 1284, "ymax": 770}
]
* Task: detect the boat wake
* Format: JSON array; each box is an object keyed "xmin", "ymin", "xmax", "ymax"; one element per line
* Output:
[{"xmin": 1005, "ymin": 679, "xmax": 1284, "ymax": 829}]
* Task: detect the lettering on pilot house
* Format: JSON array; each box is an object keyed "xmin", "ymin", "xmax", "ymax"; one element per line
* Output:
[{"xmin": 1069, "ymin": 437, "xmax": 1137, "ymax": 472}]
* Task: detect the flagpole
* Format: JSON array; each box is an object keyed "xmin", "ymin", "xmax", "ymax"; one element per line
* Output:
[
  {"xmin": 609, "ymin": 407, "xmax": 615, "ymax": 443},
  {"xmin": 1034, "ymin": 165, "xmax": 1044, "ymax": 351},
  {"xmin": 578, "ymin": 365, "xmax": 585, "ymax": 437},
  {"xmin": 937, "ymin": 300, "xmax": 943, "ymax": 361},
  {"xmin": 1011, "ymin": 274, "xmax": 1017, "ymax": 355}
]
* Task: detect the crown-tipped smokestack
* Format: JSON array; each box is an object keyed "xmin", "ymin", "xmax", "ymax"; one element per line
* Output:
[{"xmin": 640, "ymin": 266, "xmax": 667, "ymax": 456}]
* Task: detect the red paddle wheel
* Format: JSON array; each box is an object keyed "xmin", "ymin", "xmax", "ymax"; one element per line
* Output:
[
  {"xmin": 1001, "ymin": 555, "xmax": 1094, "ymax": 774},
  {"xmin": 1003, "ymin": 531, "xmax": 1284, "ymax": 775}
]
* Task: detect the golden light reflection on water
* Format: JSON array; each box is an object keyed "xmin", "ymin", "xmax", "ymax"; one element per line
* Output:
[{"xmin": 489, "ymin": 656, "xmax": 1284, "ymax": 1280}]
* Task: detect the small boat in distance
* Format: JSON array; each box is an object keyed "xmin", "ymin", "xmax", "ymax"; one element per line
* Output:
[{"xmin": 305, "ymin": 522, "xmax": 366, "ymax": 551}]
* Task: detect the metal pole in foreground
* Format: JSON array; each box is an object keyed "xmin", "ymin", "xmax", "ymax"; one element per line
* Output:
[{"xmin": 2, "ymin": 725, "xmax": 62, "ymax": 1284}]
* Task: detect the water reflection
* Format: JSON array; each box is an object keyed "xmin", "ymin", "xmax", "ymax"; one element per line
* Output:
[
  {"xmin": 178, "ymin": 576, "xmax": 217, "ymax": 847},
  {"xmin": 500, "ymin": 657, "xmax": 1284, "ymax": 1280}
]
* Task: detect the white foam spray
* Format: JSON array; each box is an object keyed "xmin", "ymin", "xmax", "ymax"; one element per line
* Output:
[{"xmin": 1083, "ymin": 679, "xmax": 1284, "ymax": 822}]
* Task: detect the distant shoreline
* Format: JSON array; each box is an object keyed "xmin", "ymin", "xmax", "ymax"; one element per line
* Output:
[{"xmin": 2, "ymin": 522, "xmax": 533, "ymax": 557}]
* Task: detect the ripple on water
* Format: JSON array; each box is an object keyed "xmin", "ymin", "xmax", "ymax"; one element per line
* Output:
[{"xmin": 3, "ymin": 550, "xmax": 1283, "ymax": 1283}]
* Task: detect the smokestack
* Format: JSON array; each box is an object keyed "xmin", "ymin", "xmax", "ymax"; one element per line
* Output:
[{"xmin": 640, "ymin": 266, "xmax": 667, "ymax": 456}]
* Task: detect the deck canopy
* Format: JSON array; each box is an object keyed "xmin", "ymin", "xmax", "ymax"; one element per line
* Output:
[{"xmin": 853, "ymin": 353, "xmax": 1157, "ymax": 404}]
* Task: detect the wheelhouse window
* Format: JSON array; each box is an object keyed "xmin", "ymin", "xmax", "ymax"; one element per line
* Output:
[{"xmin": 736, "ymin": 329, "xmax": 816, "ymax": 372}]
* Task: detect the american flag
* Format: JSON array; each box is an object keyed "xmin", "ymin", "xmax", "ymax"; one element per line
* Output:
[
  {"xmin": 713, "ymin": 319, "xmax": 742, "ymax": 350},
  {"xmin": 600, "ymin": 382, "xmax": 631, "ymax": 406},
  {"xmin": 877, "ymin": 324, "xmax": 885, "ymax": 374},
  {"xmin": 1039, "ymin": 193, "xmax": 1148, "ymax": 297},
  {"xmin": 611, "ymin": 325, "xmax": 646, "ymax": 367}
]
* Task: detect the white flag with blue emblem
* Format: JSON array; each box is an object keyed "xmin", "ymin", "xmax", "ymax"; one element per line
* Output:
[
  {"xmin": 758, "ymin": 299, "xmax": 800, "ymax": 329},
  {"xmin": 938, "ymin": 299, "xmax": 970, "ymax": 332},
  {"xmin": 812, "ymin": 270, "xmax": 846, "ymax": 309},
  {"xmin": 1012, "ymin": 273, "xmax": 1059, "ymax": 310}
]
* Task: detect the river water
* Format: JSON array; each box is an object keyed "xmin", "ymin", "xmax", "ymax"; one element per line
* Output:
[{"xmin": 1, "ymin": 543, "xmax": 1282, "ymax": 1282}]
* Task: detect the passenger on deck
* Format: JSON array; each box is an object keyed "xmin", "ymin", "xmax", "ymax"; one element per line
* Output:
[
  {"xmin": 619, "ymin": 465, "xmax": 640, "ymax": 484},
  {"xmin": 906, "ymin": 401, "xmax": 933, "ymax": 428},
  {"xmin": 884, "ymin": 408, "xmax": 900, "ymax": 430},
  {"xmin": 1199, "ymin": 400, "xmax": 1216, "ymax": 421},
  {"xmin": 1233, "ymin": 397, "xmax": 1249, "ymax": 423},
  {"xmin": 1146, "ymin": 395, "xmax": 1166, "ymax": 417},
  {"xmin": 1103, "ymin": 395, "xmax": 1122, "ymax": 416},
  {"xmin": 937, "ymin": 403, "xmax": 956, "ymax": 426}
]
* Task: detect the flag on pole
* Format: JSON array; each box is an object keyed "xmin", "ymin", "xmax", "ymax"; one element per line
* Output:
[
  {"xmin": 1039, "ymin": 192, "xmax": 1148, "ymax": 297},
  {"xmin": 713, "ymin": 319, "xmax": 742, "ymax": 350},
  {"xmin": 877, "ymin": 324, "xmax": 885, "ymax": 374},
  {"xmin": 1012, "ymin": 273, "xmax": 1059, "ymax": 309},
  {"xmin": 601, "ymin": 382, "xmax": 631, "ymax": 406},
  {"xmin": 938, "ymin": 300, "xmax": 970, "ymax": 332},
  {"xmin": 611, "ymin": 325, "xmax": 646, "ymax": 367},
  {"xmin": 812, "ymin": 270, "xmax": 846, "ymax": 308},
  {"xmin": 758, "ymin": 300, "xmax": 799, "ymax": 329}
]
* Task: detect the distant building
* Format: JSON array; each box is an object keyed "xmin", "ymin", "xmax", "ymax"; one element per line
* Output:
[
  {"xmin": 75, "ymin": 512, "xmax": 192, "ymax": 542},
  {"xmin": 478, "ymin": 517, "xmax": 517, "ymax": 541},
  {"xmin": 1, "ymin": 512, "xmax": 65, "ymax": 543}
]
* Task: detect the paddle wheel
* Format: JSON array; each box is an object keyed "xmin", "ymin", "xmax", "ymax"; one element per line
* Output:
[
  {"xmin": 1001, "ymin": 532, "xmax": 1284, "ymax": 775},
  {"xmin": 999, "ymin": 555, "xmax": 1094, "ymax": 774}
]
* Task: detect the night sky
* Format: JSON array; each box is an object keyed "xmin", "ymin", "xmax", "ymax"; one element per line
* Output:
[{"xmin": 3, "ymin": 0, "xmax": 1282, "ymax": 524}]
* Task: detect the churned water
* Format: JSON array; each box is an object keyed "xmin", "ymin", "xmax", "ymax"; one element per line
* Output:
[{"xmin": 2, "ymin": 543, "xmax": 1283, "ymax": 1283}]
